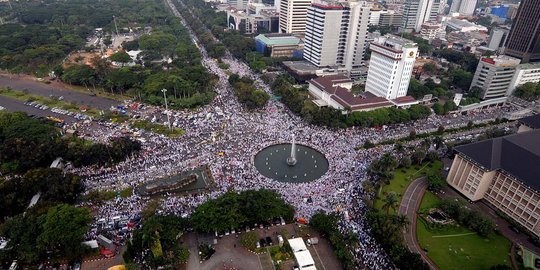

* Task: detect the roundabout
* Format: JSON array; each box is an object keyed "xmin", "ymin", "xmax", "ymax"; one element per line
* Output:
[{"xmin": 253, "ymin": 143, "xmax": 329, "ymax": 183}]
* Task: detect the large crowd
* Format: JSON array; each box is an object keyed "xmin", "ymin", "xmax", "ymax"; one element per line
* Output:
[{"xmin": 70, "ymin": 1, "xmax": 528, "ymax": 268}]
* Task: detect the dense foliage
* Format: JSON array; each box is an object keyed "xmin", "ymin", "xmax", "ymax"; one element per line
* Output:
[
  {"xmin": 0, "ymin": 204, "xmax": 92, "ymax": 266},
  {"xmin": 0, "ymin": 111, "xmax": 141, "ymax": 173},
  {"xmin": 438, "ymin": 199, "xmax": 495, "ymax": 237},
  {"xmin": 513, "ymin": 82, "xmax": 540, "ymax": 101},
  {"xmin": 191, "ymin": 189, "xmax": 295, "ymax": 232},
  {"xmin": 0, "ymin": 0, "xmax": 170, "ymax": 75},
  {"xmin": 228, "ymin": 74, "xmax": 269, "ymax": 109},
  {"xmin": 310, "ymin": 212, "xmax": 357, "ymax": 270},
  {"xmin": 0, "ymin": 168, "xmax": 83, "ymax": 220},
  {"xmin": 124, "ymin": 215, "xmax": 190, "ymax": 268}
]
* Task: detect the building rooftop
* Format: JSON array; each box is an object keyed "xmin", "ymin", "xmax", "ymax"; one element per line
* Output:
[
  {"xmin": 255, "ymin": 34, "xmax": 303, "ymax": 46},
  {"xmin": 288, "ymin": 238, "xmax": 308, "ymax": 253},
  {"xmin": 372, "ymin": 34, "xmax": 417, "ymax": 50},
  {"xmin": 518, "ymin": 62, "xmax": 540, "ymax": 70},
  {"xmin": 519, "ymin": 114, "xmax": 540, "ymax": 129},
  {"xmin": 455, "ymin": 129, "xmax": 540, "ymax": 192},
  {"xmin": 309, "ymin": 75, "xmax": 396, "ymax": 110},
  {"xmin": 480, "ymin": 55, "xmax": 521, "ymax": 67}
]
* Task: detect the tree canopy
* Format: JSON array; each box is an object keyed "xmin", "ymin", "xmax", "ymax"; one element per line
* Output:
[{"xmin": 191, "ymin": 189, "xmax": 295, "ymax": 233}]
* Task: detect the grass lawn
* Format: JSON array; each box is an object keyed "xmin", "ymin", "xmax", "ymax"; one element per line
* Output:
[
  {"xmin": 416, "ymin": 191, "xmax": 512, "ymax": 270},
  {"xmin": 374, "ymin": 160, "xmax": 443, "ymax": 213}
]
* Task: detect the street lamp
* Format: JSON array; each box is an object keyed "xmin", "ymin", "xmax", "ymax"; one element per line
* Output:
[{"xmin": 161, "ymin": 88, "xmax": 172, "ymax": 130}]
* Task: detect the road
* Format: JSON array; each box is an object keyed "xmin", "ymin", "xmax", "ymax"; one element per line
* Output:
[
  {"xmin": 0, "ymin": 73, "xmax": 119, "ymax": 110},
  {"xmin": 0, "ymin": 95, "xmax": 77, "ymax": 124},
  {"xmin": 398, "ymin": 177, "xmax": 439, "ymax": 270}
]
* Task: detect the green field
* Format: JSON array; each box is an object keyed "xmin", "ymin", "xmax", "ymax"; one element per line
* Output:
[
  {"xmin": 416, "ymin": 191, "xmax": 512, "ymax": 270},
  {"xmin": 374, "ymin": 161, "xmax": 442, "ymax": 213}
]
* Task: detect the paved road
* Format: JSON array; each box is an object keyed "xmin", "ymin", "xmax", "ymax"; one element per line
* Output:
[
  {"xmin": 0, "ymin": 95, "xmax": 76, "ymax": 124},
  {"xmin": 0, "ymin": 74, "xmax": 119, "ymax": 110},
  {"xmin": 398, "ymin": 177, "xmax": 439, "ymax": 270}
]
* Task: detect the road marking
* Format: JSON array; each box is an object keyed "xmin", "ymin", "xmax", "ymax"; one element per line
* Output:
[{"xmin": 312, "ymin": 245, "xmax": 327, "ymax": 270}]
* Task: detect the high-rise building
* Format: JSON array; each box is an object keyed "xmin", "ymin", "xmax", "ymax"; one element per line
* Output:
[
  {"xmin": 365, "ymin": 35, "xmax": 418, "ymax": 99},
  {"xmin": 469, "ymin": 55, "xmax": 521, "ymax": 100},
  {"xmin": 487, "ymin": 28, "xmax": 508, "ymax": 51},
  {"xmin": 504, "ymin": 0, "xmax": 540, "ymax": 63},
  {"xmin": 279, "ymin": 0, "xmax": 313, "ymax": 33},
  {"xmin": 303, "ymin": 0, "xmax": 370, "ymax": 76},
  {"xmin": 379, "ymin": 10, "xmax": 402, "ymax": 27},
  {"xmin": 449, "ymin": 0, "xmax": 477, "ymax": 16},
  {"xmin": 401, "ymin": 0, "xmax": 440, "ymax": 32},
  {"xmin": 369, "ymin": 9, "xmax": 382, "ymax": 25}
]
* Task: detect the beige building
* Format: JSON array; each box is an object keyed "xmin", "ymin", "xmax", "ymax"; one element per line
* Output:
[{"xmin": 447, "ymin": 129, "xmax": 540, "ymax": 236}]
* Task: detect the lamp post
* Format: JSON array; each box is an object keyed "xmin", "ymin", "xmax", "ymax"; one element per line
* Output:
[{"xmin": 162, "ymin": 88, "xmax": 172, "ymax": 130}]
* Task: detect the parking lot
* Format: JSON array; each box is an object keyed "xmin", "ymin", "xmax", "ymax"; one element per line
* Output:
[{"xmin": 188, "ymin": 223, "xmax": 342, "ymax": 270}]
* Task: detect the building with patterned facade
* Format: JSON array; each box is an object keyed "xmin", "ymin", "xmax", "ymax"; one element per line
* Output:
[{"xmin": 447, "ymin": 129, "xmax": 540, "ymax": 236}]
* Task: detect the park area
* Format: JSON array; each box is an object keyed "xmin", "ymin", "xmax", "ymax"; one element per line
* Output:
[
  {"xmin": 374, "ymin": 161, "xmax": 442, "ymax": 213},
  {"xmin": 416, "ymin": 191, "xmax": 513, "ymax": 270}
]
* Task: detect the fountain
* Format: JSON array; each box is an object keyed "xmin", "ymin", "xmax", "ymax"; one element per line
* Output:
[{"xmin": 286, "ymin": 134, "xmax": 297, "ymax": 166}]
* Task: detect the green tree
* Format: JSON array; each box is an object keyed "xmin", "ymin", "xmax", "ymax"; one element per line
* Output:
[
  {"xmin": 37, "ymin": 204, "xmax": 92, "ymax": 260},
  {"xmin": 426, "ymin": 174, "xmax": 446, "ymax": 191},
  {"xmin": 382, "ymin": 192, "xmax": 398, "ymax": 215},
  {"xmin": 109, "ymin": 50, "xmax": 132, "ymax": 66},
  {"xmin": 514, "ymin": 82, "xmax": 540, "ymax": 101}
]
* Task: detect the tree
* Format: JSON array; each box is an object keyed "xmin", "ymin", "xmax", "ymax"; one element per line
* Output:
[
  {"xmin": 37, "ymin": 204, "xmax": 92, "ymax": 261},
  {"xmin": 514, "ymin": 82, "xmax": 540, "ymax": 101},
  {"xmin": 451, "ymin": 69, "xmax": 473, "ymax": 90},
  {"xmin": 426, "ymin": 174, "xmax": 446, "ymax": 191},
  {"xmin": 382, "ymin": 192, "xmax": 398, "ymax": 215},
  {"xmin": 109, "ymin": 50, "xmax": 132, "ymax": 66}
]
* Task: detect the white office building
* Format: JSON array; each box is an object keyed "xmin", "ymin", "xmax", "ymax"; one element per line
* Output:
[
  {"xmin": 365, "ymin": 35, "xmax": 418, "ymax": 99},
  {"xmin": 369, "ymin": 9, "xmax": 382, "ymax": 25},
  {"xmin": 449, "ymin": 0, "xmax": 476, "ymax": 16},
  {"xmin": 508, "ymin": 63, "xmax": 540, "ymax": 94},
  {"xmin": 279, "ymin": 0, "xmax": 313, "ymax": 33},
  {"xmin": 401, "ymin": 0, "xmax": 441, "ymax": 32},
  {"xmin": 470, "ymin": 55, "xmax": 521, "ymax": 99},
  {"xmin": 303, "ymin": 0, "xmax": 370, "ymax": 76}
]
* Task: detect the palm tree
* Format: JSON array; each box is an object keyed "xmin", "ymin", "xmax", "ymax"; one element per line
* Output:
[{"xmin": 382, "ymin": 192, "xmax": 399, "ymax": 215}]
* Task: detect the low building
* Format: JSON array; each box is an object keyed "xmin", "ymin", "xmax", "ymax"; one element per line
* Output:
[
  {"xmin": 518, "ymin": 114, "xmax": 540, "ymax": 133},
  {"xmin": 470, "ymin": 55, "xmax": 521, "ymax": 99},
  {"xmin": 420, "ymin": 22, "xmax": 446, "ymax": 42},
  {"xmin": 288, "ymin": 238, "xmax": 316, "ymax": 270},
  {"xmin": 446, "ymin": 18, "xmax": 488, "ymax": 32},
  {"xmin": 308, "ymin": 74, "xmax": 417, "ymax": 112},
  {"xmin": 508, "ymin": 63, "xmax": 540, "ymax": 94},
  {"xmin": 227, "ymin": 9, "xmax": 279, "ymax": 34},
  {"xmin": 255, "ymin": 33, "xmax": 304, "ymax": 58},
  {"xmin": 446, "ymin": 130, "xmax": 540, "ymax": 236}
]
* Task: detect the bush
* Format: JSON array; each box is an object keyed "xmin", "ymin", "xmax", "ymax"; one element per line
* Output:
[{"xmin": 240, "ymin": 232, "xmax": 258, "ymax": 251}]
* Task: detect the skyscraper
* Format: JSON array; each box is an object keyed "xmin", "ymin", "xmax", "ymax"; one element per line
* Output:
[
  {"xmin": 279, "ymin": 0, "xmax": 313, "ymax": 33},
  {"xmin": 365, "ymin": 35, "xmax": 418, "ymax": 99},
  {"xmin": 504, "ymin": 0, "xmax": 540, "ymax": 63},
  {"xmin": 401, "ymin": 0, "xmax": 440, "ymax": 32},
  {"xmin": 303, "ymin": 0, "xmax": 370, "ymax": 76}
]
